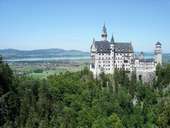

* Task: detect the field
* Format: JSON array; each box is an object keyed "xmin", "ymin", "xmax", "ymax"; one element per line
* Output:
[{"xmin": 8, "ymin": 59, "xmax": 90, "ymax": 79}]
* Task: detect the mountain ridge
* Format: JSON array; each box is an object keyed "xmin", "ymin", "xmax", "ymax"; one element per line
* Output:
[{"xmin": 0, "ymin": 48, "xmax": 90, "ymax": 59}]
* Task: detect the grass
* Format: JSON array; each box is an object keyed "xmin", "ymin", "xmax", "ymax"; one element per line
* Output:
[
  {"xmin": 30, "ymin": 66, "xmax": 85, "ymax": 79},
  {"xmin": 9, "ymin": 59, "xmax": 90, "ymax": 79}
]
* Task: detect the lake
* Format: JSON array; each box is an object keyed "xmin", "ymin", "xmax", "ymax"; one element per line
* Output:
[
  {"xmin": 5, "ymin": 56, "xmax": 91, "ymax": 62},
  {"xmin": 5, "ymin": 53, "xmax": 156, "ymax": 62}
]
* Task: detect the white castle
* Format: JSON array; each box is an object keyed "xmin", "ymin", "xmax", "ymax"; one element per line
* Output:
[{"xmin": 90, "ymin": 25, "xmax": 162, "ymax": 82}]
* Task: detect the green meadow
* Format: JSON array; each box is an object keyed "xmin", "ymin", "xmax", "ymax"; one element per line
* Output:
[{"xmin": 9, "ymin": 59, "xmax": 90, "ymax": 79}]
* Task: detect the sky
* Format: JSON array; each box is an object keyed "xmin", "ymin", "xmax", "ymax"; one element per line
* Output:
[{"xmin": 0, "ymin": 0, "xmax": 170, "ymax": 53}]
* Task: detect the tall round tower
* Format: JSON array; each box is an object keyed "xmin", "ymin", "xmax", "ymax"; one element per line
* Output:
[
  {"xmin": 101, "ymin": 24, "xmax": 107, "ymax": 41},
  {"xmin": 154, "ymin": 42, "xmax": 162, "ymax": 65}
]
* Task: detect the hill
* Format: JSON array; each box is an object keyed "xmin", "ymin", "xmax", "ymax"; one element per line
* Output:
[{"xmin": 0, "ymin": 48, "xmax": 90, "ymax": 59}]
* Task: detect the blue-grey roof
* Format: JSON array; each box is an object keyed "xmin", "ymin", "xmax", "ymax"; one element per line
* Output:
[
  {"xmin": 156, "ymin": 42, "xmax": 161, "ymax": 45},
  {"xmin": 94, "ymin": 40, "xmax": 133, "ymax": 53},
  {"xmin": 114, "ymin": 43, "xmax": 133, "ymax": 53},
  {"xmin": 94, "ymin": 41, "xmax": 110, "ymax": 53}
]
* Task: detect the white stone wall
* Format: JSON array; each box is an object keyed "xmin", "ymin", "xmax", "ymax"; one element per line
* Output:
[
  {"xmin": 134, "ymin": 59, "xmax": 156, "ymax": 82},
  {"xmin": 114, "ymin": 53, "xmax": 133, "ymax": 72},
  {"xmin": 95, "ymin": 53, "xmax": 114, "ymax": 74},
  {"xmin": 134, "ymin": 61, "xmax": 156, "ymax": 72},
  {"xmin": 90, "ymin": 52, "xmax": 134, "ymax": 75}
]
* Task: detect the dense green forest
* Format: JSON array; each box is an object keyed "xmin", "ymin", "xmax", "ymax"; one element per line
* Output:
[{"xmin": 0, "ymin": 56, "xmax": 170, "ymax": 128}]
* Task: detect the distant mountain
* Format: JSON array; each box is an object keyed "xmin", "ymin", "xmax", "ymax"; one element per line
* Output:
[{"xmin": 0, "ymin": 48, "xmax": 90, "ymax": 59}]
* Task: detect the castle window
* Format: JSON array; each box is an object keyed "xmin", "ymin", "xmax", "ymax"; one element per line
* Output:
[
  {"xmin": 124, "ymin": 60, "xmax": 128, "ymax": 63},
  {"xmin": 139, "ymin": 75, "xmax": 142, "ymax": 81}
]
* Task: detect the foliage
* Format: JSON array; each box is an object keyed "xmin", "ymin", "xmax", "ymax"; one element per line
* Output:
[
  {"xmin": 0, "ymin": 56, "xmax": 170, "ymax": 127},
  {"xmin": 33, "ymin": 69, "xmax": 43, "ymax": 73}
]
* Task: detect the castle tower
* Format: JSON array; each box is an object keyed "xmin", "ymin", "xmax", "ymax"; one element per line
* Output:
[
  {"xmin": 154, "ymin": 42, "xmax": 162, "ymax": 65},
  {"xmin": 101, "ymin": 24, "xmax": 107, "ymax": 41},
  {"xmin": 139, "ymin": 51, "xmax": 144, "ymax": 60}
]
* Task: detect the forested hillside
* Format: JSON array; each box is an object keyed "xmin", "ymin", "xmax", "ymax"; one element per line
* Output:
[{"xmin": 0, "ymin": 56, "xmax": 170, "ymax": 128}]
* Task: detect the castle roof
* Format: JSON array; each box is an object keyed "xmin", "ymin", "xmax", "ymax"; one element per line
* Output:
[
  {"xmin": 94, "ymin": 41, "xmax": 133, "ymax": 53},
  {"xmin": 94, "ymin": 41, "xmax": 110, "ymax": 53},
  {"xmin": 114, "ymin": 43, "xmax": 133, "ymax": 53},
  {"xmin": 156, "ymin": 42, "xmax": 161, "ymax": 45}
]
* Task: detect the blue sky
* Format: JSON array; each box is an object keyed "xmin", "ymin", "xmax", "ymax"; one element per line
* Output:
[{"xmin": 0, "ymin": 0, "xmax": 170, "ymax": 52}]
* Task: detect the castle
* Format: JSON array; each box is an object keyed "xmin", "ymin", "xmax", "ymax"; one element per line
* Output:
[{"xmin": 90, "ymin": 25, "xmax": 162, "ymax": 82}]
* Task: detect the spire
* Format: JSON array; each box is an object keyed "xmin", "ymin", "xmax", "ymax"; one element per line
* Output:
[
  {"xmin": 102, "ymin": 24, "xmax": 107, "ymax": 33},
  {"xmin": 101, "ymin": 24, "xmax": 107, "ymax": 41},
  {"xmin": 110, "ymin": 34, "xmax": 114, "ymax": 43},
  {"xmin": 93, "ymin": 38, "xmax": 95, "ymax": 44},
  {"xmin": 91, "ymin": 38, "xmax": 96, "ymax": 50}
]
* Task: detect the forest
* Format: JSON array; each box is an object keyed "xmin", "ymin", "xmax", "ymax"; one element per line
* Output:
[{"xmin": 0, "ymin": 55, "xmax": 170, "ymax": 128}]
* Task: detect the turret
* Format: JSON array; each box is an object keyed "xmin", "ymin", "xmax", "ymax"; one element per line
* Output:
[
  {"xmin": 139, "ymin": 51, "xmax": 144, "ymax": 60},
  {"xmin": 91, "ymin": 38, "xmax": 96, "ymax": 53},
  {"xmin": 90, "ymin": 38, "xmax": 96, "ymax": 69},
  {"xmin": 101, "ymin": 24, "xmax": 107, "ymax": 41},
  {"xmin": 154, "ymin": 41, "xmax": 162, "ymax": 65},
  {"xmin": 110, "ymin": 35, "xmax": 115, "ymax": 43}
]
